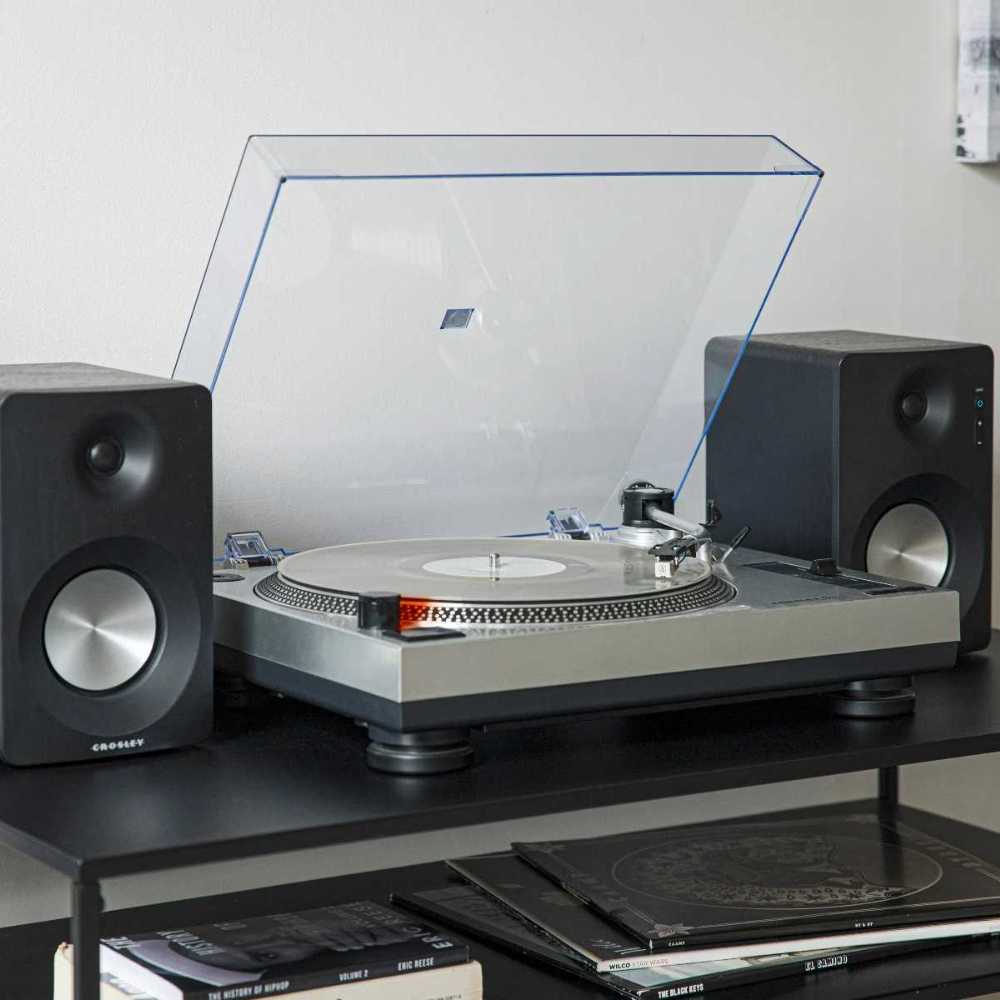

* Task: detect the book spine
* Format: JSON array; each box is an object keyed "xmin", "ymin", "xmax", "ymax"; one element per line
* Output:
[
  {"xmin": 603, "ymin": 916, "xmax": 1000, "ymax": 970},
  {"xmin": 632, "ymin": 952, "xmax": 850, "ymax": 999},
  {"xmin": 188, "ymin": 947, "xmax": 471, "ymax": 1000},
  {"xmin": 631, "ymin": 940, "xmax": 939, "ymax": 999},
  {"xmin": 59, "ymin": 950, "xmax": 481, "ymax": 1000},
  {"xmin": 322, "ymin": 961, "xmax": 482, "ymax": 999},
  {"xmin": 640, "ymin": 904, "xmax": 1000, "ymax": 955}
]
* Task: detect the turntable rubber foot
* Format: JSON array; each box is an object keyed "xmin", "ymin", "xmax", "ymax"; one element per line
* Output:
[
  {"xmin": 830, "ymin": 676, "xmax": 916, "ymax": 719},
  {"xmin": 366, "ymin": 726, "xmax": 474, "ymax": 774},
  {"xmin": 214, "ymin": 668, "xmax": 273, "ymax": 712}
]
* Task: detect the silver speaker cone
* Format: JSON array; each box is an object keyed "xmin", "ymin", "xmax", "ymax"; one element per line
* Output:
[
  {"xmin": 865, "ymin": 503, "xmax": 950, "ymax": 587},
  {"xmin": 44, "ymin": 569, "xmax": 157, "ymax": 691}
]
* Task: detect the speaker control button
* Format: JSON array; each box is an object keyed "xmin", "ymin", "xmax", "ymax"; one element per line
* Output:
[
  {"xmin": 86, "ymin": 438, "xmax": 124, "ymax": 477},
  {"xmin": 899, "ymin": 391, "xmax": 928, "ymax": 422}
]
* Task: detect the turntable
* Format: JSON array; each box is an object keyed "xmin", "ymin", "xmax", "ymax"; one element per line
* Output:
[{"xmin": 174, "ymin": 136, "xmax": 960, "ymax": 772}]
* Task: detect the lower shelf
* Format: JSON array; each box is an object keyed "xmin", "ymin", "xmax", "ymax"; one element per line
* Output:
[{"xmin": 8, "ymin": 802, "xmax": 1000, "ymax": 1000}]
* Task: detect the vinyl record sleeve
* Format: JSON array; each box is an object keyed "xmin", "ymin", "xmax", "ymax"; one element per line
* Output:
[
  {"xmin": 447, "ymin": 852, "xmax": 649, "ymax": 970},
  {"xmin": 393, "ymin": 878, "xmax": 947, "ymax": 998},
  {"xmin": 513, "ymin": 812, "xmax": 1000, "ymax": 952}
]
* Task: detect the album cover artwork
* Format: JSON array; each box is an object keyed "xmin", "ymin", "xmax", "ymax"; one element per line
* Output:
[
  {"xmin": 513, "ymin": 812, "xmax": 1000, "ymax": 951},
  {"xmin": 447, "ymin": 851, "xmax": 648, "ymax": 971},
  {"xmin": 394, "ymin": 878, "xmax": 943, "ymax": 999}
]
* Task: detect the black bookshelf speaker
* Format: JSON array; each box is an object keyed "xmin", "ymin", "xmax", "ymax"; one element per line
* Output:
[
  {"xmin": 705, "ymin": 331, "xmax": 993, "ymax": 653},
  {"xmin": 0, "ymin": 364, "xmax": 213, "ymax": 764}
]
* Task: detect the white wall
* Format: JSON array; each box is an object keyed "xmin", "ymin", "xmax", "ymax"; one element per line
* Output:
[{"xmin": 0, "ymin": 0, "xmax": 996, "ymax": 927}]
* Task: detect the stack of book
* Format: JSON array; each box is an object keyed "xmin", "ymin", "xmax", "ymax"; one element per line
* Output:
[
  {"xmin": 53, "ymin": 900, "xmax": 482, "ymax": 999},
  {"xmin": 395, "ymin": 811, "xmax": 1000, "ymax": 997}
]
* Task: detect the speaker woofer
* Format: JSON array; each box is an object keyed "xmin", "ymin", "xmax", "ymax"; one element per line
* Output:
[
  {"xmin": 865, "ymin": 503, "xmax": 950, "ymax": 588},
  {"xmin": 43, "ymin": 569, "xmax": 157, "ymax": 691}
]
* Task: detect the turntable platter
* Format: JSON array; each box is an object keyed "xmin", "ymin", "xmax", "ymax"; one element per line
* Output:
[{"xmin": 255, "ymin": 538, "xmax": 736, "ymax": 626}]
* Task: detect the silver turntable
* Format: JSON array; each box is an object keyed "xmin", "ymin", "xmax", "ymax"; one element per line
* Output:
[
  {"xmin": 181, "ymin": 136, "xmax": 961, "ymax": 773},
  {"xmin": 214, "ymin": 529, "xmax": 958, "ymax": 773}
]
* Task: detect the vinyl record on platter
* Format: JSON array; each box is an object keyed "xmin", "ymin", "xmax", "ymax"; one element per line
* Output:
[{"xmin": 254, "ymin": 537, "xmax": 736, "ymax": 626}]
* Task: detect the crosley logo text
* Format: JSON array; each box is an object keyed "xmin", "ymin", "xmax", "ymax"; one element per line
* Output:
[{"xmin": 91, "ymin": 738, "xmax": 145, "ymax": 753}]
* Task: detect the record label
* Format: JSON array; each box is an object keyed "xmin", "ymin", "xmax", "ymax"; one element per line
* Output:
[{"xmin": 422, "ymin": 555, "xmax": 567, "ymax": 580}]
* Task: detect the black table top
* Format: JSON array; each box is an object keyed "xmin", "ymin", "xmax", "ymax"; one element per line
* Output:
[
  {"xmin": 12, "ymin": 803, "xmax": 1000, "ymax": 1000},
  {"xmin": 3, "ymin": 634, "xmax": 1000, "ymax": 880}
]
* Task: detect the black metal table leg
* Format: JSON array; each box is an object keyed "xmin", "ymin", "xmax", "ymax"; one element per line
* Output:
[
  {"xmin": 71, "ymin": 879, "xmax": 103, "ymax": 1000},
  {"xmin": 879, "ymin": 765, "xmax": 900, "ymax": 808}
]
